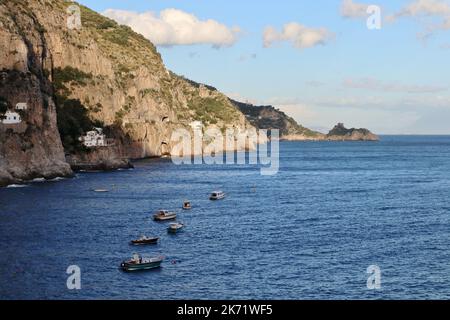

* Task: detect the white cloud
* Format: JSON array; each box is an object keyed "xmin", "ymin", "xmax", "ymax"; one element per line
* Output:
[
  {"xmin": 396, "ymin": 0, "xmax": 450, "ymax": 18},
  {"xmin": 263, "ymin": 22, "xmax": 334, "ymax": 49},
  {"xmin": 102, "ymin": 8, "xmax": 241, "ymax": 47},
  {"xmin": 387, "ymin": 0, "xmax": 450, "ymax": 38},
  {"xmin": 343, "ymin": 77, "xmax": 448, "ymax": 93},
  {"xmin": 340, "ymin": 0, "xmax": 370, "ymax": 18}
]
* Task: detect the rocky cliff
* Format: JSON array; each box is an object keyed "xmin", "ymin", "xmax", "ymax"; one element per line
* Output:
[
  {"xmin": 0, "ymin": 0, "xmax": 255, "ymax": 186},
  {"xmin": 0, "ymin": 0, "xmax": 72, "ymax": 187}
]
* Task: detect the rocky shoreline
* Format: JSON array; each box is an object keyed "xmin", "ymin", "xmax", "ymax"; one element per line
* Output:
[{"xmin": 0, "ymin": 168, "xmax": 74, "ymax": 188}]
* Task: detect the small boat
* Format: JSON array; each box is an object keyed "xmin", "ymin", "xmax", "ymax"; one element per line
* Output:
[
  {"xmin": 130, "ymin": 236, "xmax": 159, "ymax": 245},
  {"xmin": 94, "ymin": 189, "xmax": 109, "ymax": 193},
  {"xmin": 182, "ymin": 201, "xmax": 192, "ymax": 210},
  {"xmin": 153, "ymin": 210, "xmax": 177, "ymax": 221},
  {"xmin": 210, "ymin": 191, "xmax": 226, "ymax": 200},
  {"xmin": 120, "ymin": 254, "xmax": 164, "ymax": 272},
  {"xmin": 168, "ymin": 222, "xmax": 184, "ymax": 234}
]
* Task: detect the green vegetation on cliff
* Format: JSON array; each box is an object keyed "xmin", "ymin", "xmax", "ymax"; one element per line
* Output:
[
  {"xmin": 53, "ymin": 66, "xmax": 93, "ymax": 97},
  {"xmin": 231, "ymin": 100, "xmax": 321, "ymax": 138},
  {"xmin": 188, "ymin": 97, "xmax": 240, "ymax": 125},
  {"xmin": 52, "ymin": 67, "xmax": 101, "ymax": 153},
  {"xmin": 57, "ymin": 99, "xmax": 94, "ymax": 154}
]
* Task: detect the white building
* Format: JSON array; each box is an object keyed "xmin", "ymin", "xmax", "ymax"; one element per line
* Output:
[
  {"xmin": 79, "ymin": 128, "xmax": 107, "ymax": 147},
  {"xmin": 1, "ymin": 111, "xmax": 21, "ymax": 124},
  {"xmin": 15, "ymin": 103, "xmax": 27, "ymax": 110}
]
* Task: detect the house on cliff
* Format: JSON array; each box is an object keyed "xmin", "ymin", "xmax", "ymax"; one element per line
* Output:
[
  {"xmin": 15, "ymin": 103, "xmax": 27, "ymax": 110},
  {"xmin": 79, "ymin": 128, "xmax": 108, "ymax": 148},
  {"xmin": 1, "ymin": 111, "xmax": 21, "ymax": 124}
]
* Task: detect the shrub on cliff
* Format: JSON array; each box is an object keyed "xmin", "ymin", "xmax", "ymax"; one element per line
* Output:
[
  {"xmin": 0, "ymin": 96, "xmax": 8, "ymax": 114},
  {"xmin": 53, "ymin": 67, "xmax": 93, "ymax": 93}
]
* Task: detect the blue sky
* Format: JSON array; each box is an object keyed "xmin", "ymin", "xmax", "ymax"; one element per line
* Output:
[{"xmin": 77, "ymin": 0, "xmax": 450, "ymax": 134}]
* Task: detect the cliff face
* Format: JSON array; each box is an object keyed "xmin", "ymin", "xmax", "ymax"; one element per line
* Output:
[
  {"xmin": 231, "ymin": 100, "xmax": 324, "ymax": 140},
  {"xmin": 0, "ymin": 0, "xmax": 255, "ymax": 185},
  {"xmin": 326, "ymin": 123, "xmax": 379, "ymax": 141},
  {"xmin": 0, "ymin": 0, "xmax": 72, "ymax": 187},
  {"xmin": 47, "ymin": 2, "xmax": 252, "ymax": 161}
]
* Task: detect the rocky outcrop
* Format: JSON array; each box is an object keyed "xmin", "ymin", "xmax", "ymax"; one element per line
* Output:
[{"xmin": 326, "ymin": 123, "xmax": 379, "ymax": 141}]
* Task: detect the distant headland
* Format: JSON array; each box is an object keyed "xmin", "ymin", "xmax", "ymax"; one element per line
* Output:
[{"xmin": 232, "ymin": 100, "xmax": 379, "ymax": 142}]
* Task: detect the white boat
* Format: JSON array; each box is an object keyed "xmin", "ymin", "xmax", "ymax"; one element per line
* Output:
[
  {"xmin": 168, "ymin": 222, "xmax": 184, "ymax": 233},
  {"xmin": 153, "ymin": 210, "xmax": 177, "ymax": 221},
  {"xmin": 210, "ymin": 191, "xmax": 225, "ymax": 200}
]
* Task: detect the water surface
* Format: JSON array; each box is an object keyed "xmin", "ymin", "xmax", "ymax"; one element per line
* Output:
[{"xmin": 1, "ymin": 136, "xmax": 450, "ymax": 299}]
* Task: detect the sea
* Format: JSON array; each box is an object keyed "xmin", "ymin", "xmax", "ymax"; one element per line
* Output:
[{"xmin": 1, "ymin": 135, "xmax": 450, "ymax": 300}]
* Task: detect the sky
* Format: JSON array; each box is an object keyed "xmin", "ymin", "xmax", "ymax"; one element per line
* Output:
[{"xmin": 76, "ymin": 0, "xmax": 450, "ymax": 134}]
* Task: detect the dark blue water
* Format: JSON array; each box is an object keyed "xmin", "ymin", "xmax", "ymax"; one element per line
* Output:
[{"xmin": 1, "ymin": 136, "xmax": 450, "ymax": 300}]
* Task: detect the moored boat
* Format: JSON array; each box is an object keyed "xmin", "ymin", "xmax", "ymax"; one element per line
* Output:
[
  {"xmin": 210, "ymin": 191, "xmax": 225, "ymax": 200},
  {"xmin": 120, "ymin": 254, "xmax": 164, "ymax": 272},
  {"xmin": 168, "ymin": 222, "xmax": 184, "ymax": 234},
  {"xmin": 153, "ymin": 210, "xmax": 177, "ymax": 221},
  {"xmin": 130, "ymin": 236, "xmax": 159, "ymax": 245},
  {"xmin": 182, "ymin": 201, "xmax": 192, "ymax": 210}
]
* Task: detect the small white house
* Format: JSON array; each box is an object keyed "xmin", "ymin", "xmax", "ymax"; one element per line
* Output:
[
  {"xmin": 79, "ymin": 127, "xmax": 107, "ymax": 148},
  {"xmin": 1, "ymin": 111, "xmax": 22, "ymax": 124},
  {"xmin": 15, "ymin": 103, "xmax": 27, "ymax": 110}
]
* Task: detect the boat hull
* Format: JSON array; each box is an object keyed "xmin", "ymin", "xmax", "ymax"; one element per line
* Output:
[
  {"xmin": 153, "ymin": 215, "xmax": 177, "ymax": 221},
  {"xmin": 168, "ymin": 225, "xmax": 184, "ymax": 234},
  {"xmin": 210, "ymin": 196, "xmax": 225, "ymax": 200},
  {"xmin": 121, "ymin": 261, "xmax": 162, "ymax": 272},
  {"xmin": 130, "ymin": 238, "xmax": 159, "ymax": 245}
]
